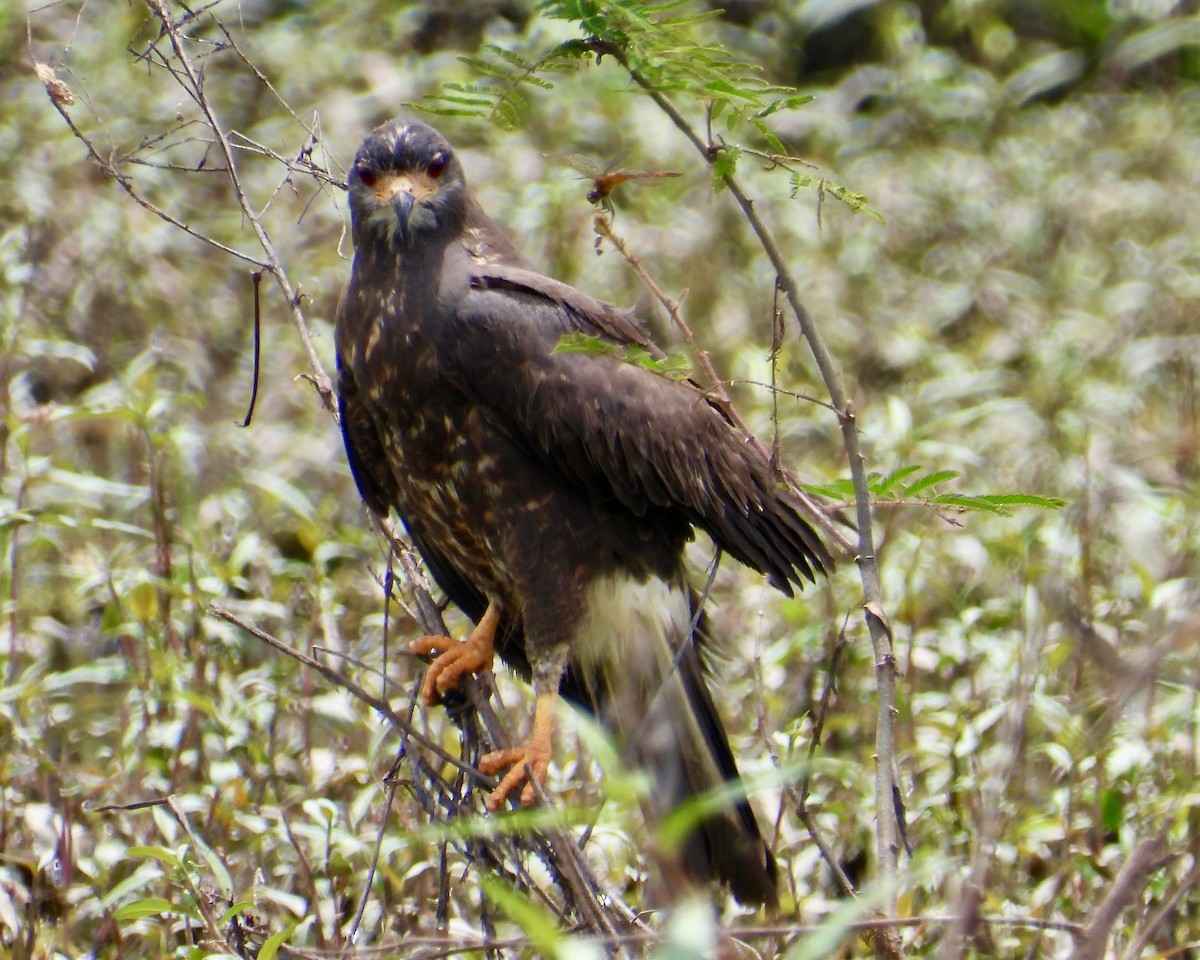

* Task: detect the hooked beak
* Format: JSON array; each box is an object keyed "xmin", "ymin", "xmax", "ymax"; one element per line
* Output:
[{"xmin": 391, "ymin": 189, "xmax": 415, "ymax": 248}]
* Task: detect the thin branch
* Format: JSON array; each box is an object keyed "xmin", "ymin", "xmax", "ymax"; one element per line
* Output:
[
  {"xmin": 1119, "ymin": 855, "xmax": 1200, "ymax": 960},
  {"xmin": 237, "ymin": 270, "xmax": 262, "ymax": 427},
  {"xmin": 1070, "ymin": 830, "xmax": 1171, "ymax": 960},
  {"xmin": 163, "ymin": 795, "xmax": 231, "ymax": 948},
  {"xmin": 276, "ymin": 912, "xmax": 1088, "ymax": 959},
  {"xmin": 790, "ymin": 617, "xmax": 858, "ymax": 899},
  {"xmin": 591, "ymin": 39, "xmax": 902, "ymax": 949},
  {"xmin": 35, "ymin": 90, "xmax": 267, "ymax": 268},
  {"xmin": 206, "ymin": 604, "xmax": 495, "ymax": 786},
  {"xmin": 369, "ymin": 517, "xmax": 646, "ymax": 953},
  {"xmin": 227, "ymin": 129, "xmax": 347, "ymax": 190},
  {"xmin": 142, "ymin": 0, "xmax": 334, "ymax": 408}
]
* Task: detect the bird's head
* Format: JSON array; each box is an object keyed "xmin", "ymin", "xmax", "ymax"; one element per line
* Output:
[{"xmin": 347, "ymin": 120, "xmax": 468, "ymax": 252}]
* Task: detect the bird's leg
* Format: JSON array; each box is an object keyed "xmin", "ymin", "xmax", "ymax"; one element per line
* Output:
[
  {"xmin": 410, "ymin": 603, "xmax": 500, "ymax": 705},
  {"xmin": 478, "ymin": 644, "xmax": 568, "ymax": 810}
]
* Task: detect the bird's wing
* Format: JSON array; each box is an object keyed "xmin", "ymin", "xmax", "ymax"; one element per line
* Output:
[
  {"xmin": 336, "ymin": 352, "xmax": 397, "ymax": 519},
  {"xmin": 434, "ymin": 267, "xmax": 831, "ymax": 593}
]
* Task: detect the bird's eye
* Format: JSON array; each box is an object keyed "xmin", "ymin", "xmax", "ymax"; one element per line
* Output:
[
  {"xmin": 356, "ymin": 166, "xmax": 378, "ymax": 188},
  {"xmin": 426, "ymin": 154, "xmax": 447, "ymax": 180}
]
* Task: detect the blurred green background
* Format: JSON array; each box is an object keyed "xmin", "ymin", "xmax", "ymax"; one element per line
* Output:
[{"xmin": 2, "ymin": 1, "xmax": 1198, "ymax": 956}]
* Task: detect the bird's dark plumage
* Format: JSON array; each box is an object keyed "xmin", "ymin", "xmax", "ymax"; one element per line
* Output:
[{"xmin": 335, "ymin": 119, "xmax": 831, "ymax": 907}]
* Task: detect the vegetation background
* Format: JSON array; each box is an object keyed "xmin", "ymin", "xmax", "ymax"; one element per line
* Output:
[{"xmin": 2, "ymin": 0, "xmax": 1198, "ymax": 957}]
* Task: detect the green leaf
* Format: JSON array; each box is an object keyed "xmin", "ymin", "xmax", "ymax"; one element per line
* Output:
[
  {"xmin": 480, "ymin": 876, "xmax": 564, "ymax": 957},
  {"xmin": 754, "ymin": 93, "xmax": 814, "ymax": 118},
  {"xmin": 929, "ymin": 493, "xmax": 1010, "ymax": 514},
  {"xmin": 972, "ymin": 493, "xmax": 1067, "ymax": 509},
  {"xmin": 1100, "ymin": 788, "xmax": 1125, "ymax": 835},
  {"xmin": 126, "ymin": 845, "xmax": 183, "ymax": 870},
  {"xmin": 929, "ymin": 492, "xmax": 1066, "ymax": 514},
  {"xmin": 903, "ymin": 470, "xmax": 961, "ymax": 496},
  {"xmin": 552, "ymin": 331, "xmax": 617, "ymax": 358},
  {"xmin": 113, "ymin": 897, "xmax": 175, "ymax": 921},
  {"xmin": 257, "ymin": 918, "xmax": 314, "ymax": 960},
  {"xmin": 800, "ymin": 478, "xmax": 856, "ymax": 500},
  {"xmin": 553, "ymin": 332, "xmax": 691, "ymax": 380},
  {"xmin": 822, "ymin": 180, "xmax": 887, "ymax": 223},
  {"xmin": 710, "ymin": 145, "xmax": 741, "ymax": 186},
  {"xmin": 217, "ymin": 898, "xmax": 256, "ymax": 926},
  {"xmin": 190, "ymin": 834, "xmax": 234, "ymax": 901},
  {"xmin": 657, "ymin": 759, "xmax": 841, "ymax": 854},
  {"xmin": 871, "ymin": 465, "xmax": 924, "ymax": 494}
]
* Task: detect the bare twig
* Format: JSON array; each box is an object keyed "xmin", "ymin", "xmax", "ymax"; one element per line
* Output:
[
  {"xmin": 141, "ymin": 0, "xmax": 333, "ymax": 408},
  {"xmin": 206, "ymin": 604, "xmax": 494, "ymax": 785},
  {"xmin": 237, "ymin": 270, "xmax": 263, "ymax": 428},
  {"xmin": 370, "ymin": 517, "xmax": 645, "ymax": 953},
  {"xmin": 348, "ymin": 550, "xmax": 409, "ymax": 945},
  {"xmin": 789, "ymin": 617, "xmax": 858, "ymax": 899},
  {"xmin": 163, "ymin": 795, "xmax": 231, "ymax": 948}
]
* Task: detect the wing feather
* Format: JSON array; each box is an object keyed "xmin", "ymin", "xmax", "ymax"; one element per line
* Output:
[
  {"xmin": 336, "ymin": 354, "xmax": 396, "ymax": 518},
  {"xmin": 435, "ymin": 277, "xmax": 831, "ymax": 593}
]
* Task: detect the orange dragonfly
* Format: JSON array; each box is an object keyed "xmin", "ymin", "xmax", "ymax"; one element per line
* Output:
[{"xmin": 560, "ymin": 155, "xmax": 681, "ymax": 213}]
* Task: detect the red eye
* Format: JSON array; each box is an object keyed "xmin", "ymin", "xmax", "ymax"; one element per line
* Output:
[
  {"xmin": 426, "ymin": 155, "xmax": 447, "ymax": 180},
  {"xmin": 357, "ymin": 166, "xmax": 378, "ymax": 188}
]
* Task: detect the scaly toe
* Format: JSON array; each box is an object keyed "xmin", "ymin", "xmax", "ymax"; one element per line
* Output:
[{"xmin": 410, "ymin": 635, "xmax": 453, "ymax": 658}]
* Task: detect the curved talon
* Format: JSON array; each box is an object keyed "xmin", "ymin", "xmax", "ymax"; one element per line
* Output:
[
  {"xmin": 479, "ymin": 744, "xmax": 552, "ymax": 810},
  {"xmin": 478, "ymin": 690, "xmax": 557, "ymax": 810},
  {"xmin": 409, "ymin": 604, "xmax": 499, "ymax": 706}
]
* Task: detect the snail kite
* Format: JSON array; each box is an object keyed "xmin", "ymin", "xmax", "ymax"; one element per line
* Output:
[{"xmin": 335, "ymin": 119, "xmax": 830, "ymax": 907}]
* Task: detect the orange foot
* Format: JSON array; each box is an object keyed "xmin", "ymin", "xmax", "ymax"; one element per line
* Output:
[
  {"xmin": 478, "ymin": 691, "xmax": 556, "ymax": 810},
  {"xmin": 410, "ymin": 604, "xmax": 500, "ymax": 706}
]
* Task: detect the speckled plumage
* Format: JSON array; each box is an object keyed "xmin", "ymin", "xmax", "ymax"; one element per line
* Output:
[{"xmin": 335, "ymin": 119, "xmax": 830, "ymax": 906}]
